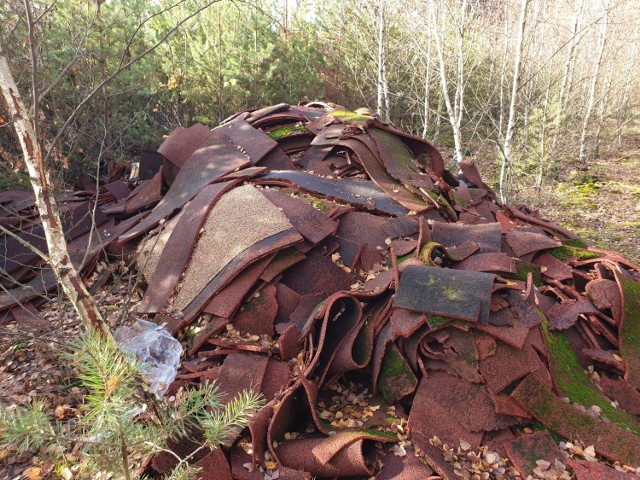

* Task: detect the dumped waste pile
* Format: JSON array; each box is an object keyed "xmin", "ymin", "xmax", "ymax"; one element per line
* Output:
[{"xmin": 2, "ymin": 102, "xmax": 640, "ymax": 479}]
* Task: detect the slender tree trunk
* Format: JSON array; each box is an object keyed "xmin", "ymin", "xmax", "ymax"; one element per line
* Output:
[
  {"xmin": 97, "ymin": 2, "xmax": 112, "ymax": 176},
  {"xmin": 536, "ymin": 77, "xmax": 552, "ymax": 192},
  {"xmin": 593, "ymin": 63, "xmax": 613, "ymax": 159},
  {"xmin": 579, "ymin": 1, "xmax": 610, "ymax": 163},
  {"xmin": 551, "ymin": 0, "xmax": 585, "ymax": 152},
  {"xmin": 431, "ymin": 0, "xmax": 464, "ymax": 162},
  {"xmin": 498, "ymin": 1, "xmax": 509, "ymax": 141},
  {"xmin": 421, "ymin": 46, "xmax": 432, "ymax": 139},
  {"xmin": 0, "ymin": 52, "xmax": 109, "ymax": 336},
  {"xmin": 499, "ymin": 0, "xmax": 530, "ymax": 204},
  {"xmin": 376, "ymin": 0, "xmax": 386, "ymax": 119},
  {"xmin": 616, "ymin": 34, "xmax": 637, "ymax": 148},
  {"xmin": 433, "ymin": 94, "xmax": 444, "ymax": 144}
]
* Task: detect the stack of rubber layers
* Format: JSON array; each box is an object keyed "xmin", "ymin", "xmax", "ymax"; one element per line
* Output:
[
  {"xmin": 0, "ymin": 167, "xmax": 156, "ymax": 329},
  {"xmin": 129, "ymin": 104, "xmax": 640, "ymax": 479},
  {"xmin": 3, "ymin": 102, "xmax": 640, "ymax": 478}
]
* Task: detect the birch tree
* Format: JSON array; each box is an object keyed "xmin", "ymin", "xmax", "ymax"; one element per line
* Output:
[
  {"xmin": 431, "ymin": 0, "xmax": 467, "ymax": 163},
  {"xmin": 0, "ymin": 47, "xmax": 110, "ymax": 335},
  {"xmin": 578, "ymin": 0, "xmax": 611, "ymax": 163},
  {"xmin": 551, "ymin": 0, "xmax": 586, "ymax": 152},
  {"xmin": 499, "ymin": 0, "xmax": 530, "ymax": 204}
]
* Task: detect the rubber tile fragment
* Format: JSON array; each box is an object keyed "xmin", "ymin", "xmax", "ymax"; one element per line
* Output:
[
  {"xmin": 157, "ymin": 123, "xmax": 214, "ymax": 169},
  {"xmin": 9, "ymin": 303, "xmax": 47, "ymax": 331},
  {"xmin": 488, "ymin": 290, "xmax": 543, "ymax": 328},
  {"xmin": 599, "ymin": 376, "xmax": 640, "ymax": 415},
  {"xmin": 301, "ymin": 293, "xmax": 364, "ymax": 382},
  {"xmin": 254, "ymin": 170, "xmax": 408, "ymax": 216},
  {"xmin": 268, "ymin": 377, "xmax": 327, "ymax": 448},
  {"xmin": 416, "ymin": 370, "xmax": 521, "ymax": 432},
  {"xmin": 121, "ymin": 131, "xmax": 250, "ymax": 241},
  {"xmin": 409, "ymin": 377, "xmax": 484, "ymax": 454},
  {"xmin": 281, "ymin": 251, "xmax": 353, "ymax": 298},
  {"xmin": 504, "ymin": 229, "xmax": 562, "ymax": 257},
  {"xmin": 233, "ymin": 284, "xmax": 278, "ymax": 336},
  {"xmin": 377, "ymin": 343, "xmax": 418, "ymax": 402},
  {"xmin": 565, "ymin": 459, "xmax": 635, "ymax": 480},
  {"xmin": 503, "ymin": 430, "xmax": 566, "ymax": 478},
  {"xmin": 138, "ymin": 181, "xmax": 237, "ymax": 313},
  {"xmin": 216, "ymin": 352, "xmax": 269, "ymax": 405},
  {"xmin": 432, "ymin": 221, "xmax": 502, "ymax": 253},
  {"xmin": 510, "ymin": 374, "xmax": 640, "ymax": 465},
  {"xmin": 394, "ymin": 265, "xmax": 495, "ymax": 323},
  {"xmin": 193, "ymin": 448, "xmax": 232, "ymax": 480},
  {"xmin": 215, "ymin": 116, "xmax": 278, "ymax": 164},
  {"xmin": 137, "ymin": 149, "xmax": 164, "ymax": 180},
  {"xmin": 453, "ymin": 252, "xmax": 515, "ymax": 273},
  {"xmin": 201, "ymin": 255, "xmax": 273, "ymax": 318},
  {"xmin": 535, "ymin": 252, "xmax": 574, "ymax": 281},
  {"xmin": 171, "ymin": 227, "xmax": 302, "ymax": 335},
  {"xmin": 585, "ymin": 278, "xmax": 622, "ymax": 322},
  {"xmin": 274, "ymin": 432, "xmax": 391, "ymax": 478},
  {"xmin": 544, "ymin": 297, "xmax": 600, "ymax": 330},
  {"xmin": 123, "ymin": 168, "xmax": 163, "ymax": 214},
  {"xmin": 262, "ymin": 189, "xmax": 337, "ymax": 245},
  {"xmin": 135, "ymin": 212, "xmax": 182, "ymax": 283},
  {"xmin": 479, "ymin": 339, "xmax": 539, "ymax": 393},
  {"xmin": 459, "ymin": 157, "xmax": 485, "ymax": 188},
  {"xmin": 376, "ymin": 446, "xmax": 434, "ymax": 480},
  {"xmin": 171, "ymin": 185, "xmax": 299, "ymax": 311},
  {"xmin": 104, "ymin": 180, "xmax": 131, "ymax": 200}
]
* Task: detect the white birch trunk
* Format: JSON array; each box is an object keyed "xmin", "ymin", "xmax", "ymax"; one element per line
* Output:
[
  {"xmin": 431, "ymin": 0, "xmax": 464, "ymax": 163},
  {"xmin": 421, "ymin": 47, "xmax": 432, "ymax": 139},
  {"xmin": 499, "ymin": 0, "xmax": 530, "ymax": 204},
  {"xmin": 579, "ymin": 1, "xmax": 610, "ymax": 163},
  {"xmin": 376, "ymin": 0, "xmax": 385, "ymax": 118},
  {"xmin": 0, "ymin": 52, "xmax": 109, "ymax": 336},
  {"xmin": 552, "ymin": 0, "xmax": 586, "ymax": 151}
]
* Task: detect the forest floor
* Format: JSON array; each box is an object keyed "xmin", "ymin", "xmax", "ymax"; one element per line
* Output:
[{"xmin": 516, "ymin": 134, "xmax": 640, "ymax": 264}]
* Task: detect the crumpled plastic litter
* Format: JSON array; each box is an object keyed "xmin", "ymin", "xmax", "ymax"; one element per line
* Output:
[{"xmin": 115, "ymin": 318, "xmax": 182, "ymax": 395}]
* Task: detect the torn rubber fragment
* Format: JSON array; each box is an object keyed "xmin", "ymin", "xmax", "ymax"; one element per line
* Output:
[{"xmin": 394, "ymin": 265, "xmax": 495, "ymax": 323}]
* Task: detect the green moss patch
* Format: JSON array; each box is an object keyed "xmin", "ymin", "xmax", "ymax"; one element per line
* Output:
[
  {"xmin": 507, "ymin": 260, "xmax": 542, "ymax": 286},
  {"xmin": 304, "ymin": 195, "xmax": 329, "ymax": 212},
  {"xmin": 615, "ymin": 271, "xmax": 640, "ymax": 390},
  {"xmin": 511, "ymin": 374, "xmax": 640, "ymax": 465},
  {"xmin": 330, "ymin": 109, "xmax": 374, "ymax": 126},
  {"xmin": 266, "ymin": 124, "xmax": 308, "ymax": 139},
  {"xmin": 542, "ymin": 321, "xmax": 640, "ymax": 433},
  {"xmin": 550, "ymin": 245, "xmax": 599, "ymax": 261},
  {"xmin": 378, "ymin": 344, "xmax": 418, "ymax": 403}
]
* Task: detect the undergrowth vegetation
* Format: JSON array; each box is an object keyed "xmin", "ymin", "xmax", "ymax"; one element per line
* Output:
[{"xmin": 0, "ymin": 330, "xmax": 263, "ymax": 480}]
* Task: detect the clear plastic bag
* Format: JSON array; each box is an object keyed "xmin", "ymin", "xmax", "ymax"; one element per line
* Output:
[{"xmin": 115, "ymin": 319, "xmax": 182, "ymax": 396}]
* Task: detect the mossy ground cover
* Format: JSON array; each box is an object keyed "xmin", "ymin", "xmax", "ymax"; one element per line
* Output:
[{"xmin": 535, "ymin": 136, "xmax": 640, "ymax": 264}]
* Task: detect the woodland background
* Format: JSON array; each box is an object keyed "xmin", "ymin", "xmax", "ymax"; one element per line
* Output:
[{"xmin": 1, "ymin": 0, "xmax": 639, "ymax": 259}]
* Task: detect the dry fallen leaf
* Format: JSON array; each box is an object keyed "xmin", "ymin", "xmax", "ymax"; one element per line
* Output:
[
  {"xmin": 54, "ymin": 405, "xmax": 66, "ymax": 419},
  {"xmin": 25, "ymin": 467, "xmax": 41, "ymax": 480}
]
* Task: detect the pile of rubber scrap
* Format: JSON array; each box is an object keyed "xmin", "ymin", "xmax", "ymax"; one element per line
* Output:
[
  {"xmin": 0, "ymin": 164, "xmax": 159, "ymax": 329},
  {"xmin": 2, "ymin": 102, "xmax": 640, "ymax": 479}
]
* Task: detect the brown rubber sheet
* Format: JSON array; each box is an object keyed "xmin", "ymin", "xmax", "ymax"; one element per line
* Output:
[
  {"xmin": 394, "ymin": 265, "xmax": 495, "ymax": 323},
  {"xmin": 120, "ymin": 131, "xmax": 250, "ymax": 241}
]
